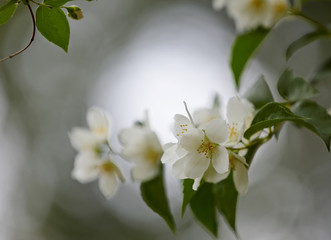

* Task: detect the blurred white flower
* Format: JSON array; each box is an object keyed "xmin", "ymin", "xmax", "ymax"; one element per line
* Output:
[
  {"xmin": 72, "ymin": 151, "xmax": 125, "ymax": 199},
  {"xmin": 119, "ymin": 117, "xmax": 163, "ymax": 182},
  {"xmin": 69, "ymin": 107, "xmax": 111, "ymax": 152},
  {"xmin": 213, "ymin": 0, "xmax": 290, "ymax": 31},
  {"xmin": 226, "ymin": 96, "xmax": 255, "ymax": 145},
  {"xmin": 327, "ymin": 108, "xmax": 331, "ymax": 116}
]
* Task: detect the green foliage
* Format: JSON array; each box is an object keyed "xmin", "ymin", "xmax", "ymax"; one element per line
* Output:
[
  {"xmin": 231, "ymin": 28, "xmax": 269, "ymax": 88},
  {"xmin": 244, "ymin": 102, "xmax": 312, "ymax": 139},
  {"xmin": 277, "ymin": 69, "xmax": 319, "ymax": 102},
  {"xmin": 36, "ymin": 6, "xmax": 70, "ymax": 52},
  {"xmin": 0, "ymin": 0, "xmax": 19, "ymax": 26},
  {"xmin": 140, "ymin": 167, "xmax": 176, "ymax": 232},
  {"xmin": 213, "ymin": 174, "xmax": 238, "ymax": 235},
  {"xmin": 243, "ymin": 75, "xmax": 274, "ymax": 109},
  {"xmin": 190, "ymin": 183, "xmax": 218, "ymax": 237},
  {"xmin": 181, "ymin": 179, "xmax": 197, "ymax": 217},
  {"xmin": 44, "ymin": 0, "xmax": 73, "ymax": 7},
  {"xmin": 293, "ymin": 100, "xmax": 331, "ymax": 151},
  {"xmin": 286, "ymin": 31, "xmax": 329, "ymax": 60}
]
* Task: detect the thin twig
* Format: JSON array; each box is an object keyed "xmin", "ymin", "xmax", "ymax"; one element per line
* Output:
[{"xmin": 0, "ymin": 2, "xmax": 36, "ymax": 62}]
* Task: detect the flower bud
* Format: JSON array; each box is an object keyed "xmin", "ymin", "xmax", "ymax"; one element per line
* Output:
[{"xmin": 66, "ymin": 5, "xmax": 84, "ymax": 20}]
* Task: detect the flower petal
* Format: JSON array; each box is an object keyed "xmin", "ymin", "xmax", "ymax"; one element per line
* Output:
[
  {"xmin": 71, "ymin": 151, "xmax": 99, "ymax": 183},
  {"xmin": 193, "ymin": 107, "xmax": 220, "ymax": 126},
  {"xmin": 212, "ymin": 146, "xmax": 229, "ymax": 174},
  {"xmin": 131, "ymin": 161, "xmax": 160, "ymax": 182},
  {"xmin": 87, "ymin": 107, "xmax": 110, "ymax": 139},
  {"xmin": 172, "ymin": 157, "xmax": 187, "ymax": 179},
  {"xmin": 179, "ymin": 128, "xmax": 204, "ymax": 151},
  {"xmin": 68, "ymin": 127, "xmax": 101, "ymax": 151},
  {"xmin": 172, "ymin": 114, "xmax": 194, "ymax": 139},
  {"xmin": 183, "ymin": 153, "xmax": 210, "ymax": 179},
  {"xmin": 193, "ymin": 177, "xmax": 202, "ymax": 191},
  {"xmin": 212, "ymin": 0, "xmax": 227, "ymax": 10},
  {"xmin": 98, "ymin": 172, "xmax": 119, "ymax": 199},
  {"xmin": 161, "ymin": 143, "xmax": 179, "ymax": 164},
  {"xmin": 233, "ymin": 159, "xmax": 248, "ymax": 195},
  {"xmin": 205, "ymin": 118, "xmax": 228, "ymax": 144},
  {"xmin": 203, "ymin": 164, "xmax": 229, "ymax": 183}
]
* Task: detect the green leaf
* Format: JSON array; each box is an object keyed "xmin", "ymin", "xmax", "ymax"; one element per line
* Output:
[
  {"xmin": 286, "ymin": 31, "xmax": 329, "ymax": 60},
  {"xmin": 244, "ymin": 102, "xmax": 315, "ymax": 139},
  {"xmin": 0, "ymin": 0, "xmax": 19, "ymax": 26},
  {"xmin": 44, "ymin": 0, "xmax": 72, "ymax": 7},
  {"xmin": 213, "ymin": 174, "xmax": 238, "ymax": 234},
  {"xmin": 243, "ymin": 75, "xmax": 274, "ymax": 109},
  {"xmin": 190, "ymin": 183, "xmax": 218, "ymax": 237},
  {"xmin": 181, "ymin": 179, "xmax": 197, "ymax": 217},
  {"xmin": 312, "ymin": 57, "xmax": 331, "ymax": 83},
  {"xmin": 36, "ymin": 6, "xmax": 70, "ymax": 52},
  {"xmin": 293, "ymin": 100, "xmax": 331, "ymax": 151},
  {"xmin": 277, "ymin": 69, "xmax": 319, "ymax": 102},
  {"xmin": 140, "ymin": 168, "xmax": 176, "ymax": 232},
  {"xmin": 231, "ymin": 28, "xmax": 269, "ymax": 89}
]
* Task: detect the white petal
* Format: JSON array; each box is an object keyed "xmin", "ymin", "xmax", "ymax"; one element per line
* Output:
[
  {"xmin": 212, "ymin": 0, "xmax": 227, "ymax": 10},
  {"xmin": 98, "ymin": 172, "xmax": 119, "ymax": 199},
  {"xmin": 212, "ymin": 146, "xmax": 229, "ymax": 174},
  {"xmin": 87, "ymin": 107, "xmax": 110, "ymax": 139},
  {"xmin": 179, "ymin": 128, "xmax": 204, "ymax": 151},
  {"xmin": 161, "ymin": 143, "xmax": 179, "ymax": 164},
  {"xmin": 233, "ymin": 160, "xmax": 248, "ymax": 195},
  {"xmin": 68, "ymin": 127, "xmax": 101, "ymax": 151},
  {"xmin": 172, "ymin": 157, "xmax": 187, "ymax": 179},
  {"xmin": 131, "ymin": 161, "xmax": 160, "ymax": 182},
  {"xmin": 193, "ymin": 177, "xmax": 202, "ymax": 191},
  {"xmin": 172, "ymin": 114, "xmax": 194, "ymax": 139},
  {"xmin": 71, "ymin": 151, "xmax": 99, "ymax": 183},
  {"xmin": 205, "ymin": 118, "xmax": 228, "ymax": 144},
  {"xmin": 203, "ymin": 164, "xmax": 229, "ymax": 183},
  {"xmin": 193, "ymin": 108, "xmax": 220, "ymax": 126},
  {"xmin": 183, "ymin": 153, "xmax": 210, "ymax": 179}
]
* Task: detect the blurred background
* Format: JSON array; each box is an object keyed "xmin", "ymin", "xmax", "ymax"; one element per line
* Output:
[{"xmin": 0, "ymin": 0, "xmax": 331, "ymax": 239}]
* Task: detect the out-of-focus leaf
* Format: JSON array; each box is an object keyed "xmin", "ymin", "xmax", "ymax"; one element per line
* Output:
[
  {"xmin": 44, "ymin": 0, "xmax": 72, "ymax": 7},
  {"xmin": 141, "ymin": 168, "xmax": 176, "ymax": 232},
  {"xmin": 190, "ymin": 183, "xmax": 218, "ymax": 237},
  {"xmin": 277, "ymin": 69, "xmax": 319, "ymax": 102},
  {"xmin": 312, "ymin": 57, "xmax": 331, "ymax": 83},
  {"xmin": 244, "ymin": 102, "xmax": 315, "ymax": 139},
  {"xmin": 286, "ymin": 31, "xmax": 329, "ymax": 60},
  {"xmin": 0, "ymin": 0, "xmax": 19, "ymax": 26},
  {"xmin": 213, "ymin": 174, "xmax": 238, "ymax": 234},
  {"xmin": 243, "ymin": 75, "xmax": 274, "ymax": 109},
  {"xmin": 36, "ymin": 6, "xmax": 70, "ymax": 52},
  {"xmin": 231, "ymin": 28, "xmax": 269, "ymax": 88},
  {"xmin": 293, "ymin": 100, "xmax": 331, "ymax": 151},
  {"xmin": 181, "ymin": 179, "xmax": 197, "ymax": 217}
]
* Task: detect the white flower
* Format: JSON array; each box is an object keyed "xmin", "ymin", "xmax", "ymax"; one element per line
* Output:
[
  {"xmin": 119, "ymin": 121, "xmax": 162, "ymax": 182},
  {"xmin": 69, "ymin": 107, "xmax": 111, "ymax": 152},
  {"xmin": 327, "ymin": 108, "xmax": 331, "ymax": 116},
  {"xmin": 212, "ymin": 0, "xmax": 228, "ymax": 10},
  {"xmin": 226, "ymin": 0, "xmax": 289, "ymax": 31},
  {"xmin": 71, "ymin": 151, "xmax": 125, "ymax": 199},
  {"xmin": 226, "ymin": 96, "xmax": 255, "ymax": 145},
  {"xmin": 172, "ymin": 118, "xmax": 230, "ymax": 185}
]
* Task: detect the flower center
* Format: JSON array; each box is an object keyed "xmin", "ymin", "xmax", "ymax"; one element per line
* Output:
[
  {"xmin": 177, "ymin": 124, "xmax": 189, "ymax": 137},
  {"xmin": 197, "ymin": 136, "xmax": 217, "ymax": 159},
  {"xmin": 228, "ymin": 123, "xmax": 239, "ymax": 142},
  {"xmin": 250, "ymin": 0, "xmax": 264, "ymax": 11},
  {"xmin": 92, "ymin": 126, "xmax": 107, "ymax": 136},
  {"xmin": 273, "ymin": 1, "xmax": 288, "ymax": 15},
  {"xmin": 145, "ymin": 148, "xmax": 161, "ymax": 164},
  {"xmin": 101, "ymin": 161, "xmax": 115, "ymax": 173}
]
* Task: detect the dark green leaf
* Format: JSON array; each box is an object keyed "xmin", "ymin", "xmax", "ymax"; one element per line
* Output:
[
  {"xmin": 141, "ymin": 168, "xmax": 176, "ymax": 232},
  {"xmin": 36, "ymin": 6, "xmax": 70, "ymax": 52},
  {"xmin": 0, "ymin": 0, "xmax": 19, "ymax": 26},
  {"xmin": 213, "ymin": 174, "xmax": 238, "ymax": 234},
  {"xmin": 181, "ymin": 179, "xmax": 197, "ymax": 217},
  {"xmin": 243, "ymin": 75, "xmax": 274, "ymax": 109},
  {"xmin": 286, "ymin": 31, "xmax": 329, "ymax": 60},
  {"xmin": 293, "ymin": 100, "xmax": 331, "ymax": 151},
  {"xmin": 190, "ymin": 183, "xmax": 218, "ymax": 237},
  {"xmin": 44, "ymin": 0, "xmax": 72, "ymax": 7},
  {"xmin": 277, "ymin": 69, "xmax": 319, "ymax": 102},
  {"xmin": 231, "ymin": 28, "xmax": 269, "ymax": 88},
  {"xmin": 312, "ymin": 57, "xmax": 331, "ymax": 83},
  {"xmin": 244, "ymin": 102, "xmax": 315, "ymax": 139}
]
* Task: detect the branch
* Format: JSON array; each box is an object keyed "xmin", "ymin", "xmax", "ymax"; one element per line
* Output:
[{"xmin": 0, "ymin": 2, "xmax": 36, "ymax": 62}]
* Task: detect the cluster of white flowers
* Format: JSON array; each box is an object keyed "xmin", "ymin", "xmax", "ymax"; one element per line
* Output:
[
  {"xmin": 69, "ymin": 108, "xmax": 162, "ymax": 199},
  {"xmin": 213, "ymin": 0, "xmax": 290, "ymax": 31},
  {"xmin": 161, "ymin": 97, "xmax": 255, "ymax": 194}
]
